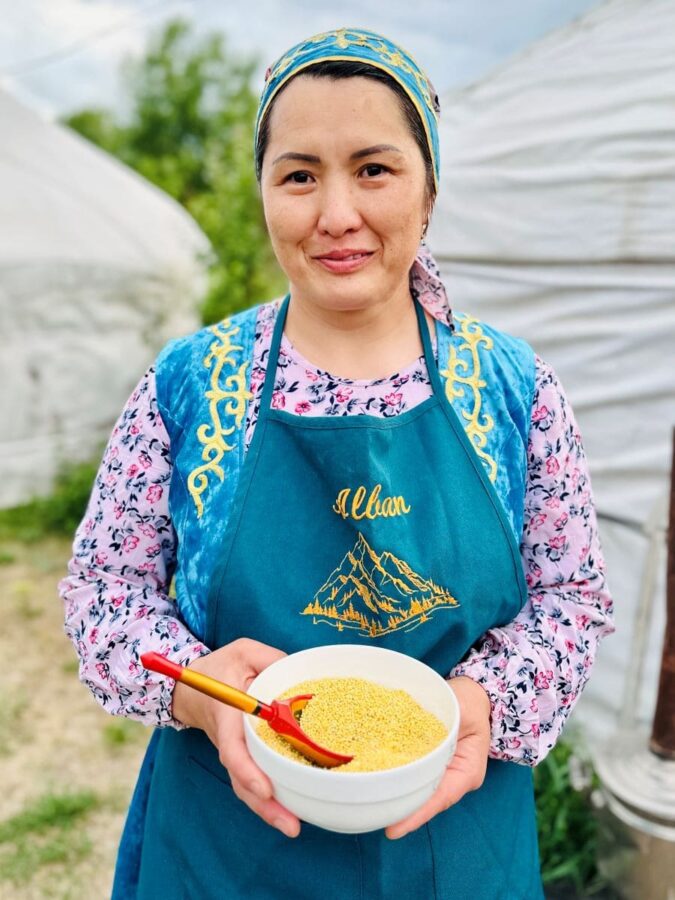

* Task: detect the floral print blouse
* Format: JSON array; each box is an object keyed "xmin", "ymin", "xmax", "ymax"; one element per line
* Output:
[{"xmin": 59, "ymin": 248, "xmax": 614, "ymax": 765}]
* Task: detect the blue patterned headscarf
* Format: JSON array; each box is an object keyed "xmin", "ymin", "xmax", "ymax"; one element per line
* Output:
[{"xmin": 255, "ymin": 27, "xmax": 440, "ymax": 191}]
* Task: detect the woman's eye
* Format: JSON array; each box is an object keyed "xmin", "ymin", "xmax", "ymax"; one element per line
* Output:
[
  {"xmin": 285, "ymin": 171, "xmax": 313, "ymax": 184},
  {"xmin": 362, "ymin": 164, "xmax": 387, "ymax": 178}
]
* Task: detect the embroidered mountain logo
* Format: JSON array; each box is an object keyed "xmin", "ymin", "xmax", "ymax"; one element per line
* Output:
[{"xmin": 301, "ymin": 533, "xmax": 459, "ymax": 638}]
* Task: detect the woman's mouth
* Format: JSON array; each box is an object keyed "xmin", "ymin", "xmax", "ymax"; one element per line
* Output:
[{"xmin": 312, "ymin": 250, "xmax": 375, "ymax": 274}]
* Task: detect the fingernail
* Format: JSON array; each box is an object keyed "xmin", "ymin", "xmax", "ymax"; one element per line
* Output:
[{"xmin": 274, "ymin": 817, "xmax": 298, "ymax": 838}]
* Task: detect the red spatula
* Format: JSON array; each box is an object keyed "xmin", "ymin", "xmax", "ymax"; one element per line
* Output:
[{"xmin": 141, "ymin": 652, "xmax": 353, "ymax": 768}]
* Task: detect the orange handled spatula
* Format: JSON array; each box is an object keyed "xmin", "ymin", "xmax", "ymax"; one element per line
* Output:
[{"xmin": 141, "ymin": 652, "xmax": 353, "ymax": 769}]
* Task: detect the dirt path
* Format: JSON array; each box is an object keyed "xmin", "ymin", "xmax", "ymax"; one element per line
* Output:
[{"xmin": 1, "ymin": 537, "xmax": 150, "ymax": 899}]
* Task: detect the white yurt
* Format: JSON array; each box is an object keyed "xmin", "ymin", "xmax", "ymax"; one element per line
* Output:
[
  {"xmin": 0, "ymin": 88, "xmax": 209, "ymax": 508},
  {"xmin": 429, "ymin": 0, "xmax": 675, "ymax": 735}
]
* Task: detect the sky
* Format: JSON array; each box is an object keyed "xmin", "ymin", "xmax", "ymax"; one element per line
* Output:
[{"xmin": 0, "ymin": 0, "xmax": 603, "ymax": 119}]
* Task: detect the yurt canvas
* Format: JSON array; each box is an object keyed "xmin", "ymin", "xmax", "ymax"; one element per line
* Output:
[
  {"xmin": 0, "ymin": 88, "xmax": 209, "ymax": 508},
  {"xmin": 429, "ymin": 0, "xmax": 675, "ymax": 734}
]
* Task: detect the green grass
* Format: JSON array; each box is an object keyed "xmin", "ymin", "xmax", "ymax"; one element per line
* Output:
[
  {"xmin": 0, "ymin": 458, "xmax": 100, "ymax": 543},
  {"xmin": 0, "ymin": 691, "xmax": 28, "ymax": 757},
  {"xmin": 102, "ymin": 718, "xmax": 146, "ymax": 749},
  {"xmin": 0, "ymin": 829, "xmax": 93, "ymax": 885},
  {"xmin": 0, "ymin": 791, "xmax": 100, "ymax": 843},
  {"xmin": 11, "ymin": 579, "xmax": 43, "ymax": 620},
  {"xmin": 61, "ymin": 658, "xmax": 80, "ymax": 676},
  {"xmin": 0, "ymin": 790, "xmax": 101, "ymax": 885},
  {"xmin": 535, "ymin": 740, "xmax": 606, "ymax": 896}
]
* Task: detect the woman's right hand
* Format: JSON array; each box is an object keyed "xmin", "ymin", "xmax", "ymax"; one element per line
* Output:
[{"xmin": 171, "ymin": 638, "xmax": 301, "ymax": 838}]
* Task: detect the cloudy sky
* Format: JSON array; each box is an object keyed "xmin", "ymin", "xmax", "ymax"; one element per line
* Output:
[{"xmin": 1, "ymin": 0, "xmax": 602, "ymax": 118}]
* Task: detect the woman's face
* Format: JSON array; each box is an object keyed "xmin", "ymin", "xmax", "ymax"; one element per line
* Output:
[{"xmin": 260, "ymin": 75, "xmax": 428, "ymax": 314}]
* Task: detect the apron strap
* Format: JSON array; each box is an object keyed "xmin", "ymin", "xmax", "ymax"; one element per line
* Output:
[
  {"xmin": 414, "ymin": 295, "xmax": 443, "ymax": 395},
  {"xmin": 257, "ymin": 294, "xmax": 290, "ymax": 417}
]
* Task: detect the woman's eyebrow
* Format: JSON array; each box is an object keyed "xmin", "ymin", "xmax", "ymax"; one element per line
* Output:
[
  {"xmin": 272, "ymin": 145, "xmax": 403, "ymax": 167},
  {"xmin": 350, "ymin": 144, "xmax": 403, "ymax": 160},
  {"xmin": 272, "ymin": 151, "xmax": 321, "ymax": 166}
]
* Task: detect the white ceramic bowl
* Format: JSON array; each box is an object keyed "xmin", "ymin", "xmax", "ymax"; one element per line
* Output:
[{"xmin": 243, "ymin": 644, "xmax": 459, "ymax": 833}]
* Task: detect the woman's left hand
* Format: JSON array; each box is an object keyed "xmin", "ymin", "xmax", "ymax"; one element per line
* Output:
[{"xmin": 385, "ymin": 675, "xmax": 491, "ymax": 840}]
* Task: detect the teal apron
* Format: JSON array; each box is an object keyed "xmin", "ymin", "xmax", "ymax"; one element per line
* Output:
[{"xmin": 136, "ymin": 297, "xmax": 543, "ymax": 900}]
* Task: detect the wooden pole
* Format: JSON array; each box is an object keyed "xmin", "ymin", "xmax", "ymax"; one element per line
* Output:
[{"xmin": 650, "ymin": 427, "xmax": 675, "ymax": 758}]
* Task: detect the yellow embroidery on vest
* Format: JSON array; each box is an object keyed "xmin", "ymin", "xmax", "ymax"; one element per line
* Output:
[
  {"xmin": 187, "ymin": 319, "xmax": 253, "ymax": 518},
  {"xmin": 302, "ymin": 532, "xmax": 457, "ymax": 638},
  {"xmin": 440, "ymin": 314, "xmax": 497, "ymax": 483},
  {"xmin": 332, "ymin": 483, "xmax": 411, "ymax": 520}
]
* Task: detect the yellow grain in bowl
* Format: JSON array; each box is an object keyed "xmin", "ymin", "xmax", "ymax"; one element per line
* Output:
[{"xmin": 256, "ymin": 676, "xmax": 448, "ymax": 772}]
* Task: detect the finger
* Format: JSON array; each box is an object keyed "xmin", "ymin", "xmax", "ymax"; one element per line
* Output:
[
  {"xmin": 231, "ymin": 637, "xmax": 287, "ymax": 674},
  {"xmin": 216, "ymin": 710, "xmax": 274, "ymax": 802},
  {"xmin": 231, "ymin": 777, "xmax": 301, "ymax": 838},
  {"xmin": 386, "ymin": 732, "xmax": 490, "ymax": 839},
  {"xmin": 385, "ymin": 766, "xmax": 478, "ymax": 840}
]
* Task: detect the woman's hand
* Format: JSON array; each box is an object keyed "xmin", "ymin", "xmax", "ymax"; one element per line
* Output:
[
  {"xmin": 172, "ymin": 638, "xmax": 302, "ymax": 839},
  {"xmin": 385, "ymin": 675, "xmax": 491, "ymax": 840}
]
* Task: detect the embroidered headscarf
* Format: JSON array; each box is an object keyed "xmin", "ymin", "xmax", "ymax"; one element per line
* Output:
[{"xmin": 255, "ymin": 27, "xmax": 440, "ymax": 191}]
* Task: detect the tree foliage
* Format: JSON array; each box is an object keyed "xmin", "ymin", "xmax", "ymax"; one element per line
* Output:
[{"xmin": 63, "ymin": 19, "xmax": 285, "ymax": 324}]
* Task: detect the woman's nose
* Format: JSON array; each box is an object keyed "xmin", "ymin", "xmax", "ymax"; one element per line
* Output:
[{"xmin": 316, "ymin": 183, "xmax": 363, "ymax": 237}]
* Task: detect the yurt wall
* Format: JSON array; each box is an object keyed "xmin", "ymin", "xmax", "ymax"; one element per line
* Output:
[
  {"xmin": 429, "ymin": 0, "xmax": 675, "ymax": 734},
  {"xmin": 0, "ymin": 89, "xmax": 209, "ymax": 508}
]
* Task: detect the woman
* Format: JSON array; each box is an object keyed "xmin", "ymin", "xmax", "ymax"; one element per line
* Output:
[{"xmin": 60, "ymin": 28, "xmax": 614, "ymax": 899}]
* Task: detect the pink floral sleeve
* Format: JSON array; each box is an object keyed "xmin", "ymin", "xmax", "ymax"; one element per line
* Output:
[
  {"xmin": 58, "ymin": 367, "xmax": 209, "ymax": 727},
  {"xmin": 450, "ymin": 357, "xmax": 615, "ymax": 764}
]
